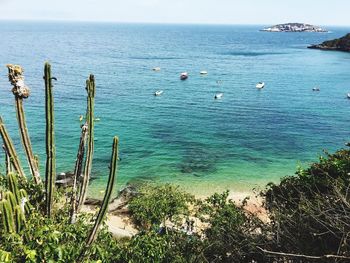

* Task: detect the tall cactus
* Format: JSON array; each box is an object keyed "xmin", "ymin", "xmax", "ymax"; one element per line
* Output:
[
  {"xmin": 6, "ymin": 64, "xmax": 41, "ymax": 184},
  {"xmin": 70, "ymin": 123, "xmax": 88, "ymax": 223},
  {"xmin": 78, "ymin": 136, "xmax": 119, "ymax": 262},
  {"xmin": 44, "ymin": 62, "xmax": 56, "ymax": 218},
  {"xmin": 77, "ymin": 75, "xmax": 95, "ymax": 211},
  {"xmin": 0, "ymin": 117, "xmax": 25, "ymax": 178}
]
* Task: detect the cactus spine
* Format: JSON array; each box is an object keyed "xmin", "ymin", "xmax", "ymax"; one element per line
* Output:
[
  {"xmin": 77, "ymin": 75, "xmax": 95, "ymax": 211},
  {"xmin": 44, "ymin": 62, "xmax": 56, "ymax": 218},
  {"xmin": 0, "ymin": 117, "xmax": 25, "ymax": 178},
  {"xmin": 6, "ymin": 65, "xmax": 41, "ymax": 184},
  {"xmin": 78, "ymin": 136, "xmax": 119, "ymax": 262}
]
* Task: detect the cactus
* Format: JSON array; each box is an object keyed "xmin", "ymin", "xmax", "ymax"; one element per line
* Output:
[
  {"xmin": 77, "ymin": 75, "xmax": 96, "ymax": 211},
  {"xmin": 78, "ymin": 136, "xmax": 119, "ymax": 262},
  {"xmin": 0, "ymin": 199, "xmax": 15, "ymax": 233},
  {"xmin": 2, "ymin": 145, "xmax": 12, "ymax": 175},
  {"xmin": 7, "ymin": 173, "xmax": 21, "ymax": 205},
  {"xmin": 14, "ymin": 205, "xmax": 26, "ymax": 232},
  {"xmin": 0, "ymin": 117, "xmax": 26, "ymax": 178},
  {"xmin": 44, "ymin": 62, "xmax": 56, "ymax": 218},
  {"xmin": 4, "ymin": 191, "xmax": 17, "ymax": 211},
  {"xmin": 70, "ymin": 123, "xmax": 88, "ymax": 223},
  {"xmin": 6, "ymin": 65, "xmax": 41, "ymax": 184}
]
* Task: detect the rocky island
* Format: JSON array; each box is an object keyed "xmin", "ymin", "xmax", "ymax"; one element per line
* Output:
[
  {"xmin": 308, "ymin": 33, "xmax": 350, "ymax": 52},
  {"xmin": 261, "ymin": 23, "xmax": 328, "ymax": 32}
]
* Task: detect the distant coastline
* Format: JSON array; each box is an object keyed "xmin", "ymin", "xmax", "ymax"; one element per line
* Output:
[
  {"xmin": 261, "ymin": 23, "xmax": 328, "ymax": 32},
  {"xmin": 308, "ymin": 33, "xmax": 350, "ymax": 51}
]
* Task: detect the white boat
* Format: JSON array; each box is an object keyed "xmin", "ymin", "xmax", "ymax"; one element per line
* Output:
[
  {"xmin": 214, "ymin": 93, "xmax": 223, "ymax": 99},
  {"xmin": 152, "ymin": 67, "xmax": 161, "ymax": 71},
  {"xmin": 180, "ymin": 72, "xmax": 188, "ymax": 80},
  {"xmin": 312, "ymin": 87, "xmax": 320, "ymax": 91},
  {"xmin": 154, "ymin": 90, "xmax": 163, "ymax": 96},
  {"xmin": 256, "ymin": 82, "xmax": 265, "ymax": 89},
  {"xmin": 347, "ymin": 93, "xmax": 350, "ymax": 99},
  {"xmin": 200, "ymin": 71, "xmax": 208, "ymax": 75}
]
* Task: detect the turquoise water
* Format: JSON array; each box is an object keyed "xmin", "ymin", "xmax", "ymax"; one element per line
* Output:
[{"xmin": 0, "ymin": 22, "xmax": 349, "ymax": 196}]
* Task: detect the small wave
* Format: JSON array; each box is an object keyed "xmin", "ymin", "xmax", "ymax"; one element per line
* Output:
[
  {"xmin": 129, "ymin": 56, "xmax": 182, "ymax": 60},
  {"xmin": 221, "ymin": 51, "xmax": 285, "ymax": 57}
]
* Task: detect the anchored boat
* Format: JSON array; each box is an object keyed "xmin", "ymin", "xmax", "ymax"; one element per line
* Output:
[
  {"xmin": 154, "ymin": 90, "xmax": 164, "ymax": 96},
  {"xmin": 214, "ymin": 93, "xmax": 223, "ymax": 99},
  {"xmin": 180, "ymin": 72, "xmax": 188, "ymax": 80},
  {"xmin": 256, "ymin": 82, "xmax": 265, "ymax": 89}
]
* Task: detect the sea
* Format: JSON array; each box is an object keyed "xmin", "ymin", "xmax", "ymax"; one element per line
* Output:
[{"xmin": 0, "ymin": 21, "xmax": 349, "ymax": 197}]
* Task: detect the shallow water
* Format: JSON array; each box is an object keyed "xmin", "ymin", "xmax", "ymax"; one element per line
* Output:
[{"xmin": 0, "ymin": 22, "xmax": 349, "ymax": 197}]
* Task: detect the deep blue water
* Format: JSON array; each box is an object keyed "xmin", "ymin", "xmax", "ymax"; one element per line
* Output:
[{"xmin": 0, "ymin": 22, "xmax": 349, "ymax": 196}]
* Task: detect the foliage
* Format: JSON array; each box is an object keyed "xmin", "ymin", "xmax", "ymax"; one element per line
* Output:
[
  {"xmin": 0, "ymin": 173, "xmax": 121, "ymax": 262},
  {"xmin": 118, "ymin": 230, "xmax": 203, "ymax": 263},
  {"xmin": 128, "ymin": 184, "xmax": 195, "ymax": 230},
  {"xmin": 263, "ymin": 147, "xmax": 350, "ymax": 261},
  {"xmin": 197, "ymin": 191, "xmax": 266, "ymax": 263}
]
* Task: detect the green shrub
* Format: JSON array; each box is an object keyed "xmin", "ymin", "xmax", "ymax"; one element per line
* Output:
[
  {"xmin": 128, "ymin": 184, "xmax": 194, "ymax": 230},
  {"xmin": 264, "ymin": 147, "xmax": 350, "ymax": 259}
]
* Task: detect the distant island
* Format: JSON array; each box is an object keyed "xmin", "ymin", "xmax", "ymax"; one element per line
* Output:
[
  {"xmin": 261, "ymin": 23, "xmax": 328, "ymax": 32},
  {"xmin": 308, "ymin": 33, "xmax": 350, "ymax": 52}
]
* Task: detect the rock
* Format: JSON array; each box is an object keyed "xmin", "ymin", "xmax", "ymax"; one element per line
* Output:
[
  {"xmin": 308, "ymin": 33, "xmax": 350, "ymax": 52},
  {"xmin": 55, "ymin": 171, "xmax": 98, "ymax": 187},
  {"xmin": 261, "ymin": 23, "xmax": 328, "ymax": 32}
]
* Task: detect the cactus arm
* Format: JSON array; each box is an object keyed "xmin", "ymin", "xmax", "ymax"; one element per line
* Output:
[
  {"xmin": 15, "ymin": 99, "xmax": 41, "ymax": 184},
  {"xmin": 6, "ymin": 64, "xmax": 41, "ymax": 184},
  {"xmin": 77, "ymin": 136, "xmax": 119, "ymax": 262},
  {"xmin": 14, "ymin": 205, "xmax": 26, "ymax": 232},
  {"xmin": 70, "ymin": 123, "xmax": 88, "ymax": 223},
  {"xmin": 0, "ymin": 200, "xmax": 15, "ymax": 233},
  {"xmin": 4, "ymin": 191, "xmax": 17, "ymax": 211},
  {"xmin": 44, "ymin": 62, "xmax": 56, "ymax": 218},
  {"xmin": 0, "ymin": 117, "xmax": 25, "ymax": 178},
  {"xmin": 8, "ymin": 173, "xmax": 21, "ymax": 206},
  {"xmin": 77, "ymin": 75, "xmax": 95, "ymax": 211},
  {"xmin": 2, "ymin": 145, "xmax": 12, "ymax": 175}
]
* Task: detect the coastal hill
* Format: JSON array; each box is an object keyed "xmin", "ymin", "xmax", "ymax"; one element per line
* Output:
[
  {"xmin": 308, "ymin": 33, "xmax": 350, "ymax": 51},
  {"xmin": 261, "ymin": 23, "xmax": 328, "ymax": 32}
]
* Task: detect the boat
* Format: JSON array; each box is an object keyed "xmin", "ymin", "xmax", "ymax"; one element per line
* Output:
[
  {"xmin": 152, "ymin": 67, "xmax": 161, "ymax": 71},
  {"xmin": 180, "ymin": 72, "xmax": 188, "ymax": 80},
  {"xmin": 214, "ymin": 93, "xmax": 223, "ymax": 99},
  {"xmin": 256, "ymin": 82, "xmax": 265, "ymax": 89},
  {"xmin": 154, "ymin": 90, "xmax": 163, "ymax": 96},
  {"xmin": 347, "ymin": 93, "xmax": 350, "ymax": 99},
  {"xmin": 200, "ymin": 71, "xmax": 208, "ymax": 75},
  {"xmin": 312, "ymin": 87, "xmax": 320, "ymax": 91}
]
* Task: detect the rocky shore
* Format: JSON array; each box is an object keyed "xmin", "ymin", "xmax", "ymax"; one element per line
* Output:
[{"xmin": 308, "ymin": 33, "xmax": 350, "ymax": 51}]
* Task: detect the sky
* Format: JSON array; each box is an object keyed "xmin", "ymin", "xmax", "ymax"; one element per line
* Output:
[{"xmin": 0, "ymin": 0, "xmax": 349, "ymax": 26}]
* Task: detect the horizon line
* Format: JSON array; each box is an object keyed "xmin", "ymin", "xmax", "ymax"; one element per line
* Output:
[{"xmin": 0, "ymin": 18, "xmax": 349, "ymax": 28}]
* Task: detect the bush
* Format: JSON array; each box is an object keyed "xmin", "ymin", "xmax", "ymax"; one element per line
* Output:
[
  {"xmin": 128, "ymin": 184, "xmax": 194, "ymax": 230},
  {"xmin": 264, "ymin": 147, "xmax": 350, "ymax": 260},
  {"xmin": 198, "ymin": 191, "xmax": 266, "ymax": 263}
]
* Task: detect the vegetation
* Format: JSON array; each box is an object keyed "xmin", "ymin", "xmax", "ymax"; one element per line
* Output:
[
  {"xmin": 0, "ymin": 63, "xmax": 119, "ymax": 262},
  {"xmin": 1, "ymin": 63, "xmax": 350, "ymax": 262}
]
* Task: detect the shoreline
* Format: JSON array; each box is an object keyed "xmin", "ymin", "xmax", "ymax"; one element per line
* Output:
[{"xmin": 88, "ymin": 188, "xmax": 267, "ymax": 238}]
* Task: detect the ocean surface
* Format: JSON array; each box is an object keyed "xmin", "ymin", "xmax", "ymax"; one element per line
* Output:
[{"xmin": 0, "ymin": 22, "xmax": 349, "ymax": 197}]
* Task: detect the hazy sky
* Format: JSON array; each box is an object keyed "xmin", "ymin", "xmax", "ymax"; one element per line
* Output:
[{"xmin": 0, "ymin": 0, "xmax": 349, "ymax": 26}]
